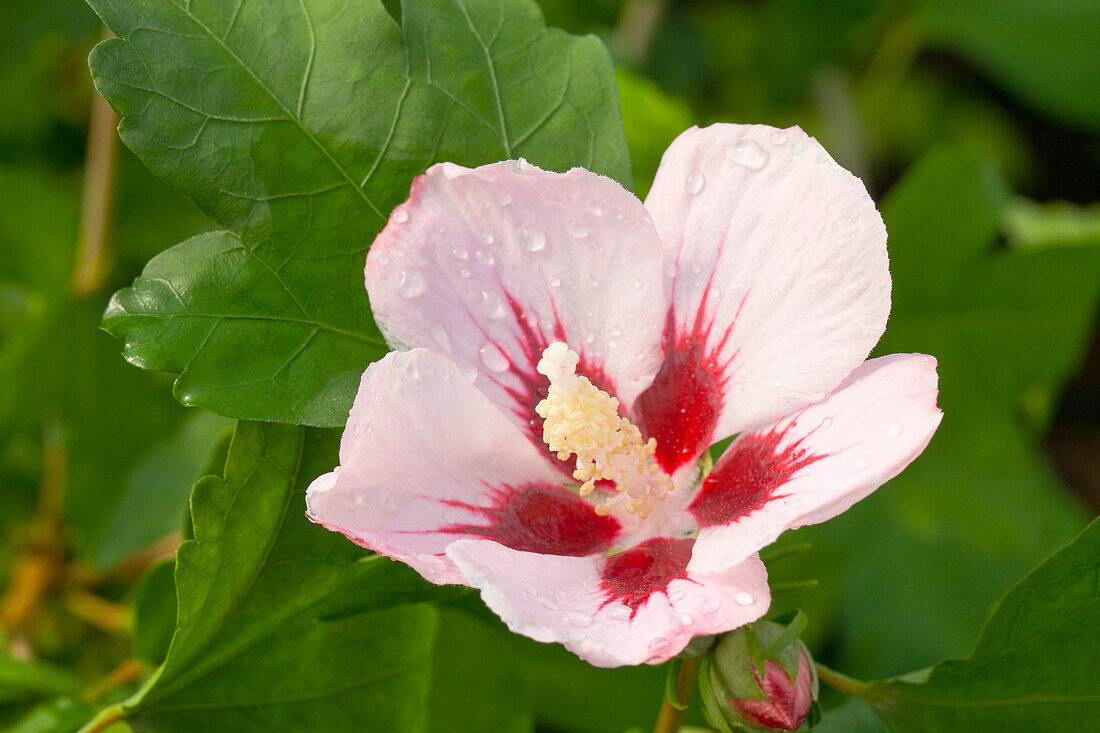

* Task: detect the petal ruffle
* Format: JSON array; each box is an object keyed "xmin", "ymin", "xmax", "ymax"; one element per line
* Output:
[
  {"xmin": 305, "ymin": 349, "xmax": 620, "ymax": 584},
  {"xmin": 366, "ymin": 160, "xmax": 667, "ymax": 451},
  {"xmin": 688, "ymin": 354, "xmax": 942, "ymax": 575},
  {"xmin": 446, "ymin": 537, "xmax": 770, "ymax": 667},
  {"xmin": 636, "ymin": 124, "xmax": 891, "ymax": 473}
]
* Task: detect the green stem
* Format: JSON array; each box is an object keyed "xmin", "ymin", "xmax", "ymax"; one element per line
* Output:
[
  {"xmin": 816, "ymin": 662, "xmax": 873, "ymax": 700},
  {"xmin": 653, "ymin": 655, "xmax": 700, "ymax": 733}
]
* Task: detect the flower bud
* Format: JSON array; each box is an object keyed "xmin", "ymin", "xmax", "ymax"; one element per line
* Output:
[{"xmin": 704, "ymin": 620, "xmax": 818, "ymax": 732}]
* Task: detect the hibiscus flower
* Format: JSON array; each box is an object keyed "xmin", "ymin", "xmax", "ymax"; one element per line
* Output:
[{"xmin": 306, "ymin": 124, "xmax": 942, "ymax": 667}]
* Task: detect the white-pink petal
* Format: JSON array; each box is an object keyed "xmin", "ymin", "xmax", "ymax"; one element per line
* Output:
[
  {"xmin": 366, "ymin": 160, "xmax": 668, "ymax": 450},
  {"xmin": 446, "ymin": 538, "xmax": 770, "ymax": 668},
  {"xmin": 305, "ymin": 349, "xmax": 581, "ymax": 585},
  {"xmin": 688, "ymin": 354, "xmax": 942, "ymax": 576},
  {"xmin": 637, "ymin": 124, "xmax": 891, "ymax": 469}
]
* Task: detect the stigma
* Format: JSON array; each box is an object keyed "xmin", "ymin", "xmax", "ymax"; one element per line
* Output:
[{"xmin": 535, "ymin": 342, "xmax": 673, "ymax": 518}]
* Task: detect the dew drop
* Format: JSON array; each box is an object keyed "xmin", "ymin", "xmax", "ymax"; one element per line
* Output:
[
  {"xmin": 573, "ymin": 191, "xmax": 592, "ymax": 208},
  {"xmin": 648, "ymin": 637, "xmax": 670, "ymax": 653},
  {"xmin": 701, "ymin": 598, "xmax": 721, "ymax": 615},
  {"xmin": 734, "ymin": 591, "xmax": 754, "ymax": 606},
  {"xmin": 770, "ymin": 129, "xmax": 789, "ymax": 145},
  {"xmin": 354, "ymin": 422, "xmax": 373, "ymax": 437},
  {"xmin": 548, "ymin": 275, "xmax": 561, "ymax": 287},
  {"xmin": 397, "ymin": 270, "xmax": 427, "ymax": 298},
  {"xmin": 520, "ymin": 227, "xmax": 546, "ymax": 252},
  {"xmin": 773, "ymin": 378, "xmax": 783, "ymax": 388},
  {"xmin": 608, "ymin": 605, "xmax": 631, "ymax": 620},
  {"xmin": 539, "ymin": 596, "xmax": 560, "ymax": 611},
  {"xmin": 663, "ymin": 261, "xmax": 677, "ymax": 279},
  {"xmin": 391, "ymin": 205, "xmax": 409, "ymax": 223},
  {"xmin": 567, "ymin": 219, "xmax": 588, "ymax": 238},
  {"xmin": 565, "ymin": 611, "xmax": 593, "ymax": 628},
  {"xmin": 479, "ymin": 290, "xmax": 505, "ymax": 320},
  {"xmin": 459, "ymin": 268, "xmax": 471, "ymax": 278},
  {"xmin": 475, "ymin": 248, "xmax": 495, "ymax": 266},
  {"xmin": 493, "ymin": 190, "xmax": 512, "ymax": 206},
  {"xmin": 886, "ymin": 422, "xmax": 903, "ymax": 440},
  {"xmin": 854, "ymin": 457, "xmax": 869, "ymax": 470},
  {"xmin": 726, "ymin": 139, "xmax": 770, "ymax": 171},
  {"xmin": 678, "ymin": 613, "xmax": 694, "ymax": 627},
  {"xmin": 669, "ymin": 589, "xmax": 687, "ymax": 603},
  {"xmin": 821, "ymin": 417, "xmax": 833, "ymax": 429},
  {"xmin": 482, "ymin": 232, "xmax": 495, "ymax": 244},
  {"xmin": 686, "ymin": 172, "xmax": 705, "ymax": 195},
  {"xmin": 179, "ymin": 392, "xmax": 195, "ymax": 406},
  {"xmin": 452, "ymin": 246, "xmax": 469, "ymax": 260},
  {"xmin": 478, "ymin": 343, "xmax": 510, "ymax": 373}
]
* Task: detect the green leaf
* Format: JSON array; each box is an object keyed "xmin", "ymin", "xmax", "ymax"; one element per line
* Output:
[
  {"xmin": 429, "ymin": 608, "xmax": 533, "ymax": 733},
  {"xmin": 96, "ymin": 410, "xmax": 233, "ymax": 569},
  {"xmin": 769, "ymin": 147, "xmax": 1100, "ymax": 678},
  {"xmin": 5, "ymin": 696, "xmax": 93, "ymax": 733},
  {"xmin": 0, "ymin": 654, "xmax": 82, "ymax": 706},
  {"xmin": 90, "ymin": 0, "xmax": 631, "ymax": 426},
  {"xmin": 132, "ymin": 560, "xmax": 177, "ymax": 666},
  {"xmin": 111, "ymin": 421, "xmax": 443, "ymax": 731},
  {"xmin": 915, "ymin": 0, "xmax": 1100, "ymax": 131},
  {"xmin": 867, "ymin": 515, "xmax": 1100, "ymax": 731}
]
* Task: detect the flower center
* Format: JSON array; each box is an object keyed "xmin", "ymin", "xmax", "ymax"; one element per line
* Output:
[{"xmin": 535, "ymin": 342, "xmax": 673, "ymax": 518}]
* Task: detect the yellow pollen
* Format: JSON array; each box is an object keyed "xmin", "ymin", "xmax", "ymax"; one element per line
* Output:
[{"xmin": 535, "ymin": 342, "xmax": 673, "ymax": 518}]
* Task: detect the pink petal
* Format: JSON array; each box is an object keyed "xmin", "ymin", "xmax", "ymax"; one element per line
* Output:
[
  {"xmin": 366, "ymin": 160, "xmax": 667, "ymax": 454},
  {"xmin": 688, "ymin": 354, "xmax": 942, "ymax": 575},
  {"xmin": 636, "ymin": 124, "xmax": 891, "ymax": 473},
  {"xmin": 446, "ymin": 537, "xmax": 770, "ymax": 667},
  {"xmin": 305, "ymin": 349, "xmax": 621, "ymax": 584}
]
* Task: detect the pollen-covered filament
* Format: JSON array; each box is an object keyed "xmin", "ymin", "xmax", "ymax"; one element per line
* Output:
[{"xmin": 535, "ymin": 342, "xmax": 673, "ymax": 518}]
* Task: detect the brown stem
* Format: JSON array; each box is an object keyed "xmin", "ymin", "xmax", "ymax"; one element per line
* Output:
[
  {"xmin": 72, "ymin": 28, "xmax": 119, "ymax": 295},
  {"xmin": 82, "ymin": 658, "xmax": 143, "ymax": 704},
  {"xmin": 653, "ymin": 656, "xmax": 700, "ymax": 733}
]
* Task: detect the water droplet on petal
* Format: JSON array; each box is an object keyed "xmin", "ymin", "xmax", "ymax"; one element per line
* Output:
[
  {"xmin": 478, "ymin": 343, "xmax": 510, "ymax": 373},
  {"xmin": 397, "ymin": 270, "xmax": 426, "ymax": 298},
  {"xmin": 539, "ymin": 596, "xmax": 560, "ymax": 611},
  {"xmin": 548, "ymin": 275, "xmax": 561, "ymax": 287},
  {"xmin": 573, "ymin": 191, "xmax": 592, "ymax": 208},
  {"xmin": 678, "ymin": 614, "xmax": 694, "ymax": 627},
  {"xmin": 821, "ymin": 417, "xmax": 833, "ymax": 429},
  {"xmin": 770, "ymin": 129, "xmax": 789, "ymax": 145},
  {"xmin": 479, "ymin": 290, "xmax": 505, "ymax": 320},
  {"xmin": 452, "ymin": 246, "xmax": 469, "ymax": 260},
  {"xmin": 520, "ymin": 227, "xmax": 546, "ymax": 252},
  {"xmin": 686, "ymin": 171, "xmax": 705, "ymax": 195},
  {"xmin": 567, "ymin": 219, "xmax": 588, "ymax": 238},
  {"xmin": 773, "ymin": 378, "xmax": 783, "ymax": 388},
  {"xmin": 734, "ymin": 592, "xmax": 754, "ymax": 606},
  {"xmin": 460, "ymin": 268, "xmax": 471, "ymax": 278},
  {"xmin": 727, "ymin": 139, "xmax": 770, "ymax": 170},
  {"xmin": 493, "ymin": 190, "xmax": 512, "ymax": 206},
  {"xmin": 663, "ymin": 261, "xmax": 677, "ymax": 279},
  {"xmin": 701, "ymin": 598, "xmax": 721, "ymax": 614},
  {"xmin": 669, "ymin": 589, "xmax": 686, "ymax": 603},
  {"xmin": 391, "ymin": 206, "xmax": 409, "ymax": 223},
  {"xmin": 475, "ymin": 248, "xmax": 495, "ymax": 266},
  {"xmin": 648, "ymin": 637, "xmax": 670, "ymax": 654},
  {"xmin": 886, "ymin": 422, "xmax": 903, "ymax": 440},
  {"xmin": 854, "ymin": 457, "xmax": 869, "ymax": 470},
  {"xmin": 482, "ymin": 232, "xmax": 495, "ymax": 244},
  {"xmin": 607, "ymin": 605, "xmax": 631, "ymax": 620},
  {"xmin": 565, "ymin": 611, "xmax": 593, "ymax": 628}
]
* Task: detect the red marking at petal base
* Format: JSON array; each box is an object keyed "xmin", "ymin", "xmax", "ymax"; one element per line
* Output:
[
  {"xmin": 601, "ymin": 537, "xmax": 695, "ymax": 614},
  {"xmin": 689, "ymin": 425, "xmax": 825, "ymax": 528},
  {"xmin": 442, "ymin": 483, "xmax": 620, "ymax": 556},
  {"xmin": 634, "ymin": 287, "xmax": 743, "ymax": 475}
]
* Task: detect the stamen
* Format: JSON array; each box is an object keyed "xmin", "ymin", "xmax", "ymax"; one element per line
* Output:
[{"xmin": 536, "ymin": 342, "xmax": 674, "ymax": 518}]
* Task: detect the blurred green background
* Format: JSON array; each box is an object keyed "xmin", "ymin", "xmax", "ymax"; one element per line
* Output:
[{"xmin": 1, "ymin": 0, "xmax": 1098, "ymax": 730}]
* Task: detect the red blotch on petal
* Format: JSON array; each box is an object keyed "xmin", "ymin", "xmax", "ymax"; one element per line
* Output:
[
  {"xmin": 634, "ymin": 289, "xmax": 742, "ymax": 475},
  {"xmin": 601, "ymin": 537, "xmax": 695, "ymax": 614},
  {"xmin": 689, "ymin": 426, "xmax": 824, "ymax": 528},
  {"xmin": 442, "ymin": 483, "xmax": 620, "ymax": 556}
]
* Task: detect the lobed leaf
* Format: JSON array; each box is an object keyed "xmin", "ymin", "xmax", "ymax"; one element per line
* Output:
[{"xmin": 90, "ymin": 0, "xmax": 631, "ymax": 425}]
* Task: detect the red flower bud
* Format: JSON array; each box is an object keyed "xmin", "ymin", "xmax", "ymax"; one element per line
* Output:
[{"xmin": 728, "ymin": 650, "xmax": 814, "ymax": 731}]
